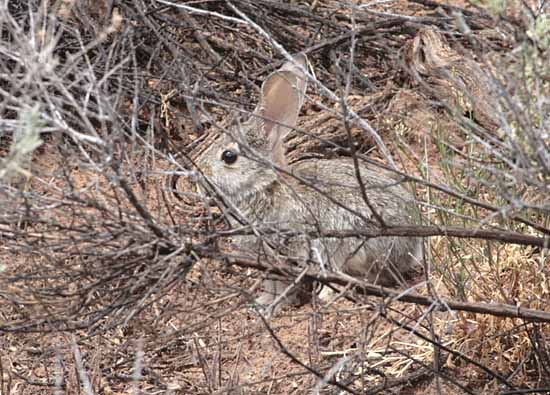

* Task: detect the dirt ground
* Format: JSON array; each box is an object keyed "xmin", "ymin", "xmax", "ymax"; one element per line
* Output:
[{"xmin": 1, "ymin": 250, "xmax": 477, "ymax": 395}]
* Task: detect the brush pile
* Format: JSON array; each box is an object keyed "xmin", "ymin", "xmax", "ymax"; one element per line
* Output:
[{"xmin": 1, "ymin": 1, "xmax": 549, "ymax": 394}]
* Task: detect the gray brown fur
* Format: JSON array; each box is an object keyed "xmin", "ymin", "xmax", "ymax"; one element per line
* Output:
[{"xmin": 196, "ymin": 54, "xmax": 422, "ymax": 311}]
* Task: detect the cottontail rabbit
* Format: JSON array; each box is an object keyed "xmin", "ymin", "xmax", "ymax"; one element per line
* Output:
[{"xmin": 196, "ymin": 54, "xmax": 422, "ymax": 312}]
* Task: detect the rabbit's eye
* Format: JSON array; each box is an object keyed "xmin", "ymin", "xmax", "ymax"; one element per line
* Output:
[{"xmin": 221, "ymin": 149, "xmax": 238, "ymax": 165}]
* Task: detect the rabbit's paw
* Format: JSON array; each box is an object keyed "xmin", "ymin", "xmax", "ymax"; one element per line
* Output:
[
  {"xmin": 251, "ymin": 293, "xmax": 284, "ymax": 317},
  {"xmin": 254, "ymin": 292, "xmax": 276, "ymax": 306},
  {"xmin": 253, "ymin": 301, "xmax": 282, "ymax": 318}
]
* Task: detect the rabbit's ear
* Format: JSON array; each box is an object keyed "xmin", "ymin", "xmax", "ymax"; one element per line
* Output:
[
  {"xmin": 276, "ymin": 53, "xmax": 308, "ymax": 109},
  {"xmin": 257, "ymin": 54, "xmax": 308, "ymax": 165}
]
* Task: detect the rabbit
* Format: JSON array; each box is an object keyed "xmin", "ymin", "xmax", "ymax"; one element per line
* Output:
[{"xmin": 195, "ymin": 54, "xmax": 423, "ymax": 312}]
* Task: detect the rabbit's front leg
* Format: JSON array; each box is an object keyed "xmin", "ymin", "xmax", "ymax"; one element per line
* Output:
[
  {"xmin": 255, "ymin": 278, "xmax": 278, "ymax": 305},
  {"xmin": 256, "ymin": 276, "xmax": 305, "ymax": 308},
  {"xmin": 256, "ymin": 277, "xmax": 297, "ymax": 304}
]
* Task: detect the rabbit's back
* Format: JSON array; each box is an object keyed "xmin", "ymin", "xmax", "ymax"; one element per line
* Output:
[
  {"xmin": 270, "ymin": 158, "xmax": 422, "ymax": 284},
  {"xmin": 276, "ymin": 158, "xmax": 418, "ymax": 226}
]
